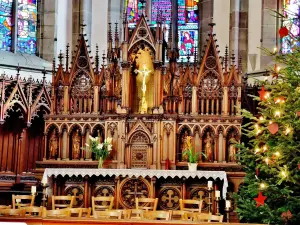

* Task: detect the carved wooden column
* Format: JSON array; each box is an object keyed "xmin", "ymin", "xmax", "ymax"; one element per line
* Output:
[
  {"xmin": 178, "ymin": 100, "xmax": 183, "ymax": 114},
  {"xmin": 223, "ymin": 87, "xmax": 229, "ymax": 115},
  {"xmin": 53, "ymin": 175, "xmax": 57, "ymax": 196},
  {"xmin": 43, "ymin": 133, "xmax": 47, "ymax": 161},
  {"xmin": 215, "ymin": 134, "xmax": 219, "ymax": 162},
  {"xmin": 191, "ymin": 86, "xmax": 198, "ymax": 115},
  {"xmin": 81, "ymin": 134, "xmax": 84, "ymax": 161},
  {"xmin": 201, "ymin": 99, "xmax": 204, "ymax": 114},
  {"xmin": 58, "ymin": 132, "xmax": 62, "ymax": 160},
  {"xmin": 121, "ymin": 63, "xmax": 130, "ymax": 110},
  {"xmin": 115, "ymin": 176, "xmax": 120, "ymax": 209},
  {"xmin": 236, "ymin": 87, "xmax": 242, "ymax": 115},
  {"xmin": 151, "ymin": 177, "xmax": 157, "ymax": 198},
  {"xmin": 84, "ymin": 175, "xmax": 89, "ymax": 207},
  {"xmin": 63, "ymin": 86, "xmax": 69, "ymax": 114},
  {"xmin": 182, "ymin": 177, "xmax": 187, "ymax": 200},
  {"xmin": 85, "ymin": 129, "xmax": 91, "ymax": 160},
  {"xmin": 199, "ymin": 135, "xmax": 203, "ymax": 162},
  {"xmin": 62, "ymin": 128, "xmax": 67, "ymax": 160},
  {"xmin": 66, "ymin": 133, "xmax": 70, "ymax": 160},
  {"xmin": 223, "ymin": 134, "xmax": 227, "ymax": 162}
]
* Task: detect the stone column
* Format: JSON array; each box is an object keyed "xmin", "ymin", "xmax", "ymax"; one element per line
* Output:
[{"xmin": 72, "ymin": 0, "xmax": 92, "ymax": 52}]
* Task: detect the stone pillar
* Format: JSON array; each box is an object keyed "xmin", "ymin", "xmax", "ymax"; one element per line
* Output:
[
  {"xmin": 199, "ymin": 0, "xmax": 213, "ymax": 53},
  {"xmin": 191, "ymin": 86, "xmax": 198, "ymax": 115},
  {"xmin": 72, "ymin": 0, "xmax": 92, "ymax": 52},
  {"xmin": 40, "ymin": 0, "xmax": 58, "ymax": 61}
]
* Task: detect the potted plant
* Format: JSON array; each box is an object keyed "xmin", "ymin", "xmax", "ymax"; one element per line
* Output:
[
  {"xmin": 85, "ymin": 136, "xmax": 113, "ymax": 168},
  {"xmin": 182, "ymin": 136, "xmax": 205, "ymax": 171}
]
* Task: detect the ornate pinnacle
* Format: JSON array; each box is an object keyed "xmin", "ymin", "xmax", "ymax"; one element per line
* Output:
[
  {"xmin": 66, "ymin": 43, "xmax": 69, "ymax": 72},
  {"xmin": 95, "ymin": 44, "xmax": 99, "ymax": 72},
  {"xmin": 80, "ymin": 23, "xmax": 87, "ymax": 35},
  {"xmin": 231, "ymin": 51, "xmax": 235, "ymax": 65},
  {"xmin": 58, "ymin": 50, "xmax": 63, "ymax": 66},
  {"xmin": 16, "ymin": 63, "xmax": 20, "ymax": 79},
  {"xmin": 102, "ymin": 51, "xmax": 106, "ymax": 67},
  {"xmin": 42, "ymin": 67, "xmax": 46, "ymax": 82},
  {"xmin": 208, "ymin": 17, "xmax": 216, "ymax": 34},
  {"xmin": 114, "ymin": 22, "xmax": 119, "ymax": 43},
  {"xmin": 194, "ymin": 47, "xmax": 198, "ymax": 65},
  {"xmin": 108, "ymin": 23, "xmax": 112, "ymax": 41},
  {"xmin": 52, "ymin": 58, "xmax": 56, "ymax": 74},
  {"xmin": 224, "ymin": 45, "xmax": 228, "ymax": 72}
]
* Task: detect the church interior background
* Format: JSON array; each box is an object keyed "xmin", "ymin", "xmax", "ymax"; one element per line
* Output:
[{"xmin": 0, "ymin": 0, "xmax": 295, "ymax": 221}]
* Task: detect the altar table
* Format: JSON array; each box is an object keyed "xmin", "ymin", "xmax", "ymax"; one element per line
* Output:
[{"xmin": 42, "ymin": 169, "xmax": 228, "ymax": 210}]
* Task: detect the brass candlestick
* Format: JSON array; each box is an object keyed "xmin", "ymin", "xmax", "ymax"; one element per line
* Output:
[
  {"xmin": 207, "ymin": 187, "xmax": 213, "ymax": 213},
  {"xmin": 215, "ymin": 197, "xmax": 220, "ymax": 215},
  {"xmin": 225, "ymin": 207, "xmax": 231, "ymax": 223},
  {"xmin": 41, "ymin": 183, "xmax": 49, "ymax": 207}
]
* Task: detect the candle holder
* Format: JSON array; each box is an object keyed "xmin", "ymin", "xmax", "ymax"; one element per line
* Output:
[
  {"xmin": 215, "ymin": 196, "xmax": 220, "ymax": 215},
  {"xmin": 225, "ymin": 207, "xmax": 232, "ymax": 223},
  {"xmin": 41, "ymin": 183, "xmax": 49, "ymax": 208},
  {"xmin": 207, "ymin": 187, "xmax": 213, "ymax": 213}
]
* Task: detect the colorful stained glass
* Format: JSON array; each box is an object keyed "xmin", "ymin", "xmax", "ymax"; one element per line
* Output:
[
  {"xmin": 151, "ymin": 0, "xmax": 171, "ymax": 24},
  {"xmin": 125, "ymin": 0, "xmax": 144, "ymax": 25},
  {"xmin": 17, "ymin": 0, "xmax": 37, "ymax": 54},
  {"xmin": 178, "ymin": 0, "xmax": 199, "ymax": 62},
  {"xmin": 0, "ymin": 0, "xmax": 12, "ymax": 51},
  {"xmin": 282, "ymin": 0, "xmax": 300, "ymax": 53}
]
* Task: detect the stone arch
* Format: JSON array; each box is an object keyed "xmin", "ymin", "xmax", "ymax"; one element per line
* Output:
[
  {"xmin": 68, "ymin": 123, "xmax": 83, "ymax": 134},
  {"xmin": 216, "ymin": 125, "xmax": 225, "ymax": 135},
  {"xmin": 201, "ymin": 125, "xmax": 216, "ymax": 136},
  {"xmin": 178, "ymin": 124, "xmax": 192, "ymax": 134},
  {"xmin": 192, "ymin": 125, "xmax": 201, "ymax": 135},
  {"xmin": 59, "ymin": 123, "xmax": 68, "ymax": 133}
]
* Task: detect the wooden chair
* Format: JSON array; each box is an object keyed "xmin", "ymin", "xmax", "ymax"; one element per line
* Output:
[
  {"xmin": 12, "ymin": 194, "xmax": 35, "ymax": 209},
  {"xmin": 43, "ymin": 208, "xmax": 71, "ymax": 218},
  {"xmin": 91, "ymin": 196, "xmax": 114, "ymax": 213},
  {"xmin": 115, "ymin": 209, "xmax": 131, "ymax": 219},
  {"xmin": 25, "ymin": 206, "xmax": 44, "ymax": 217},
  {"xmin": 179, "ymin": 199, "xmax": 203, "ymax": 213},
  {"xmin": 193, "ymin": 213, "xmax": 212, "ymax": 222},
  {"xmin": 143, "ymin": 210, "xmax": 170, "ymax": 220},
  {"xmin": 135, "ymin": 197, "xmax": 158, "ymax": 211},
  {"xmin": 0, "ymin": 208, "xmax": 25, "ymax": 217},
  {"xmin": 93, "ymin": 210, "xmax": 122, "ymax": 219},
  {"xmin": 130, "ymin": 209, "xmax": 144, "ymax": 219},
  {"xmin": 170, "ymin": 210, "xmax": 187, "ymax": 220},
  {"xmin": 69, "ymin": 208, "xmax": 91, "ymax": 218},
  {"xmin": 52, "ymin": 195, "xmax": 74, "ymax": 209},
  {"xmin": 210, "ymin": 214, "xmax": 224, "ymax": 222},
  {"xmin": 0, "ymin": 205, "xmax": 11, "ymax": 209}
]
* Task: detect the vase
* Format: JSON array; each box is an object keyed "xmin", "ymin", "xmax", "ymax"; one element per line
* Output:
[
  {"xmin": 98, "ymin": 157, "xmax": 104, "ymax": 168},
  {"xmin": 188, "ymin": 163, "xmax": 197, "ymax": 171}
]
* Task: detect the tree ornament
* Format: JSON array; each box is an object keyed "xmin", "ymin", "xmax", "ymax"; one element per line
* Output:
[
  {"xmin": 279, "ymin": 26, "xmax": 289, "ymax": 38},
  {"xmin": 254, "ymin": 192, "xmax": 267, "ymax": 207},
  {"xmin": 281, "ymin": 210, "xmax": 292, "ymax": 221},
  {"xmin": 258, "ymin": 86, "xmax": 268, "ymax": 101},
  {"xmin": 274, "ymin": 96, "xmax": 285, "ymax": 104},
  {"xmin": 296, "ymin": 111, "xmax": 300, "ymax": 117},
  {"xmin": 256, "ymin": 168, "xmax": 259, "ymax": 176},
  {"xmin": 268, "ymin": 122, "xmax": 279, "ymax": 134}
]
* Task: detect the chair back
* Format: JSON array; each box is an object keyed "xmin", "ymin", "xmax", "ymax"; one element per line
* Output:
[
  {"xmin": 94, "ymin": 210, "xmax": 122, "ymax": 219},
  {"xmin": 0, "ymin": 205, "xmax": 11, "ymax": 209},
  {"xmin": 0, "ymin": 208, "xmax": 25, "ymax": 217},
  {"xmin": 210, "ymin": 214, "xmax": 224, "ymax": 222},
  {"xmin": 170, "ymin": 210, "xmax": 187, "ymax": 220},
  {"xmin": 115, "ymin": 209, "xmax": 131, "ymax": 219},
  {"xmin": 144, "ymin": 210, "xmax": 170, "ymax": 220},
  {"xmin": 92, "ymin": 196, "xmax": 114, "ymax": 213},
  {"xmin": 43, "ymin": 208, "xmax": 71, "ymax": 218},
  {"xmin": 69, "ymin": 207, "xmax": 91, "ymax": 218},
  {"xmin": 193, "ymin": 213, "xmax": 212, "ymax": 222},
  {"xmin": 52, "ymin": 195, "xmax": 74, "ymax": 210},
  {"xmin": 179, "ymin": 199, "xmax": 203, "ymax": 213},
  {"xmin": 25, "ymin": 206, "xmax": 44, "ymax": 217},
  {"xmin": 12, "ymin": 195, "xmax": 35, "ymax": 209},
  {"xmin": 135, "ymin": 197, "xmax": 158, "ymax": 211},
  {"xmin": 130, "ymin": 209, "xmax": 144, "ymax": 219}
]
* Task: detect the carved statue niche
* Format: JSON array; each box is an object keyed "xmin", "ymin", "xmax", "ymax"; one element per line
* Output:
[
  {"xmin": 203, "ymin": 130, "xmax": 215, "ymax": 162},
  {"xmin": 71, "ymin": 129, "xmax": 81, "ymax": 160},
  {"xmin": 48, "ymin": 130, "xmax": 58, "ymax": 159},
  {"xmin": 179, "ymin": 128, "xmax": 192, "ymax": 162},
  {"xmin": 227, "ymin": 132, "xmax": 238, "ymax": 163}
]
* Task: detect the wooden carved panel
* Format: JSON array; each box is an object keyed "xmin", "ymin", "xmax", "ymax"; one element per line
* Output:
[
  {"xmin": 131, "ymin": 145, "xmax": 148, "ymax": 168},
  {"xmin": 64, "ymin": 185, "xmax": 84, "ymax": 208},
  {"xmin": 158, "ymin": 187, "xmax": 181, "ymax": 210}
]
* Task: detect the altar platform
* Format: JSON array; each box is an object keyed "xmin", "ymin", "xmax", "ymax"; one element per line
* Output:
[{"xmin": 42, "ymin": 169, "xmax": 228, "ymax": 213}]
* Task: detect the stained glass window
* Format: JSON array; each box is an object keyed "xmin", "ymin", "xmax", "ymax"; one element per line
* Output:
[
  {"xmin": 151, "ymin": 0, "xmax": 171, "ymax": 25},
  {"xmin": 178, "ymin": 0, "xmax": 199, "ymax": 62},
  {"xmin": 126, "ymin": 0, "xmax": 144, "ymax": 26},
  {"xmin": 0, "ymin": 0, "xmax": 12, "ymax": 51},
  {"xmin": 17, "ymin": 0, "xmax": 37, "ymax": 54},
  {"xmin": 282, "ymin": 0, "xmax": 300, "ymax": 54}
]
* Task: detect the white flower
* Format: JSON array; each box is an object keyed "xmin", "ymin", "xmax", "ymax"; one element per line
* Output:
[
  {"xmin": 85, "ymin": 143, "xmax": 89, "ymax": 147},
  {"xmin": 107, "ymin": 145, "xmax": 112, "ymax": 151},
  {"xmin": 97, "ymin": 143, "xmax": 103, "ymax": 150},
  {"xmin": 89, "ymin": 135, "xmax": 95, "ymax": 141},
  {"xmin": 106, "ymin": 137, "xmax": 112, "ymax": 144}
]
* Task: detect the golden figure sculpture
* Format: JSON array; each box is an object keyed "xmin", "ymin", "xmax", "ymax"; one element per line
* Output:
[
  {"xmin": 204, "ymin": 132, "xmax": 213, "ymax": 162},
  {"xmin": 49, "ymin": 131, "xmax": 58, "ymax": 159},
  {"xmin": 228, "ymin": 133, "xmax": 237, "ymax": 162},
  {"xmin": 181, "ymin": 131, "xmax": 189, "ymax": 161},
  {"xmin": 72, "ymin": 130, "xmax": 81, "ymax": 159}
]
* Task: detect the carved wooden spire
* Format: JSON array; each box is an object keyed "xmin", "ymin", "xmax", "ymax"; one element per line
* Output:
[
  {"xmin": 224, "ymin": 45, "xmax": 228, "ymax": 72},
  {"xmin": 52, "ymin": 58, "xmax": 56, "ymax": 74},
  {"xmin": 95, "ymin": 44, "xmax": 99, "ymax": 73},
  {"xmin": 65, "ymin": 43, "xmax": 70, "ymax": 72},
  {"xmin": 58, "ymin": 50, "xmax": 64, "ymax": 66},
  {"xmin": 108, "ymin": 23, "xmax": 113, "ymax": 62},
  {"xmin": 231, "ymin": 51, "xmax": 235, "ymax": 66},
  {"xmin": 114, "ymin": 22, "xmax": 119, "ymax": 49}
]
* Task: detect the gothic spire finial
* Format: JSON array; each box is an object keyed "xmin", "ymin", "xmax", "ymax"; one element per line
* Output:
[
  {"xmin": 95, "ymin": 44, "xmax": 99, "ymax": 73},
  {"xmin": 66, "ymin": 43, "xmax": 69, "ymax": 72},
  {"xmin": 231, "ymin": 50, "xmax": 235, "ymax": 66},
  {"xmin": 224, "ymin": 45, "xmax": 228, "ymax": 72},
  {"xmin": 208, "ymin": 17, "xmax": 215, "ymax": 34},
  {"xmin": 52, "ymin": 58, "xmax": 56, "ymax": 74},
  {"xmin": 102, "ymin": 51, "xmax": 106, "ymax": 67},
  {"xmin": 16, "ymin": 63, "xmax": 20, "ymax": 79},
  {"xmin": 42, "ymin": 67, "xmax": 46, "ymax": 83},
  {"xmin": 80, "ymin": 23, "xmax": 87, "ymax": 35},
  {"xmin": 58, "ymin": 50, "xmax": 64, "ymax": 66}
]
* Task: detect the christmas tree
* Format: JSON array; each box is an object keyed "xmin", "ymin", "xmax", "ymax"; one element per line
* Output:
[{"xmin": 235, "ymin": 7, "xmax": 300, "ymax": 225}]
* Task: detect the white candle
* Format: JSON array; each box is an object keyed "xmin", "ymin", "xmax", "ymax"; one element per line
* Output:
[
  {"xmin": 226, "ymin": 200, "xmax": 231, "ymax": 208},
  {"xmin": 208, "ymin": 181, "xmax": 213, "ymax": 188},
  {"xmin": 31, "ymin": 186, "xmax": 36, "ymax": 194},
  {"xmin": 16, "ymin": 199, "xmax": 21, "ymax": 203},
  {"xmin": 42, "ymin": 177, "xmax": 47, "ymax": 185},
  {"xmin": 215, "ymin": 190, "xmax": 220, "ymax": 198}
]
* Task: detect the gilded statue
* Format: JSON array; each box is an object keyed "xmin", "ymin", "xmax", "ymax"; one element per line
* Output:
[
  {"xmin": 49, "ymin": 131, "xmax": 58, "ymax": 159},
  {"xmin": 72, "ymin": 130, "xmax": 81, "ymax": 159},
  {"xmin": 204, "ymin": 132, "xmax": 214, "ymax": 162},
  {"xmin": 228, "ymin": 133, "xmax": 237, "ymax": 162},
  {"xmin": 181, "ymin": 131, "xmax": 189, "ymax": 161}
]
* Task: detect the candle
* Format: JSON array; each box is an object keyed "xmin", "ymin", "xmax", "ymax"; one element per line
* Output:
[
  {"xmin": 215, "ymin": 190, "xmax": 220, "ymax": 198},
  {"xmin": 42, "ymin": 177, "xmax": 47, "ymax": 185},
  {"xmin": 226, "ymin": 200, "xmax": 231, "ymax": 208},
  {"xmin": 208, "ymin": 181, "xmax": 213, "ymax": 188},
  {"xmin": 31, "ymin": 186, "xmax": 36, "ymax": 195},
  {"xmin": 16, "ymin": 199, "xmax": 21, "ymax": 203}
]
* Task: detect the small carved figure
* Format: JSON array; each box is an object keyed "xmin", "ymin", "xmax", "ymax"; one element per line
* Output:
[
  {"xmin": 49, "ymin": 131, "xmax": 58, "ymax": 159},
  {"xmin": 181, "ymin": 130, "xmax": 189, "ymax": 161},
  {"xmin": 228, "ymin": 133, "xmax": 237, "ymax": 162},
  {"xmin": 72, "ymin": 130, "xmax": 81, "ymax": 159},
  {"xmin": 204, "ymin": 132, "xmax": 214, "ymax": 162}
]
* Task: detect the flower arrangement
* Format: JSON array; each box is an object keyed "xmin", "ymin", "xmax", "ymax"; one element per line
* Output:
[
  {"xmin": 182, "ymin": 136, "xmax": 199, "ymax": 163},
  {"xmin": 85, "ymin": 136, "xmax": 113, "ymax": 168}
]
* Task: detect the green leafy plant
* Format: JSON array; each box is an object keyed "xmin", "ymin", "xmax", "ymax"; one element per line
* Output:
[
  {"xmin": 182, "ymin": 136, "xmax": 206, "ymax": 163},
  {"xmin": 85, "ymin": 136, "xmax": 112, "ymax": 160}
]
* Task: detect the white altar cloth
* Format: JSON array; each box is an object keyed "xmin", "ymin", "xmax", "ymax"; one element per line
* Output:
[{"xmin": 42, "ymin": 168, "xmax": 228, "ymax": 199}]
